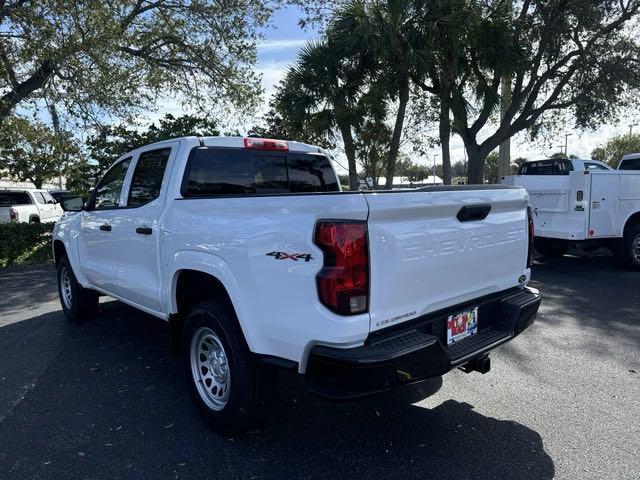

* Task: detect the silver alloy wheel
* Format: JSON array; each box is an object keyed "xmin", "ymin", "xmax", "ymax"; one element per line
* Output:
[
  {"xmin": 60, "ymin": 266, "xmax": 73, "ymax": 310},
  {"xmin": 633, "ymin": 234, "xmax": 640, "ymax": 265},
  {"xmin": 190, "ymin": 327, "xmax": 230, "ymax": 411}
]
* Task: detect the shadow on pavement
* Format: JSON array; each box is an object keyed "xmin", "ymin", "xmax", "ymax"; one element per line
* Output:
[
  {"xmin": 0, "ymin": 265, "xmax": 58, "ymax": 321},
  {"xmin": 1, "ymin": 300, "xmax": 555, "ymax": 480}
]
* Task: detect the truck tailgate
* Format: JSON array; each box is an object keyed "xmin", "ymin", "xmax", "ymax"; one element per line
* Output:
[
  {"xmin": 364, "ymin": 187, "xmax": 529, "ymax": 332},
  {"xmin": 0, "ymin": 207, "xmax": 11, "ymax": 223}
]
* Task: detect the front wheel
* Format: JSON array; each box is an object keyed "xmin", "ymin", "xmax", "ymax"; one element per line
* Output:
[
  {"xmin": 183, "ymin": 300, "xmax": 274, "ymax": 434},
  {"xmin": 615, "ymin": 223, "xmax": 640, "ymax": 271},
  {"xmin": 57, "ymin": 255, "xmax": 99, "ymax": 321}
]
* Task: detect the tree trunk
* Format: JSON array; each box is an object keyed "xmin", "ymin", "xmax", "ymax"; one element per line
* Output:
[
  {"xmin": 439, "ymin": 95, "xmax": 452, "ymax": 185},
  {"xmin": 464, "ymin": 139, "xmax": 485, "ymax": 185},
  {"xmin": 385, "ymin": 77, "xmax": 410, "ymax": 189},
  {"xmin": 32, "ymin": 178, "xmax": 43, "ymax": 189},
  {"xmin": 338, "ymin": 121, "xmax": 358, "ymax": 191}
]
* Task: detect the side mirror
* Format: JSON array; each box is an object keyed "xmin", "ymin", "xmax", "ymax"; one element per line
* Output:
[{"xmin": 60, "ymin": 195, "xmax": 84, "ymax": 212}]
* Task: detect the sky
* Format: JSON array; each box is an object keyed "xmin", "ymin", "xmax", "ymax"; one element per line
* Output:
[
  {"xmin": 93, "ymin": 5, "xmax": 640, "ymax": 174},
  {"xmin": 247, "ymin": 5, "xmax": 639, "ymax": 174}
]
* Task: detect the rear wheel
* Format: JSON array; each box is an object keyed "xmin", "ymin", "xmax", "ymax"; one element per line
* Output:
[
  {"xmin": 615, "ymin": 223, "xmax": 640, "ymax": 271},
  {"xmin": 57, "ymin": 255, "xmax": 99, "ymax": 321},
  {"xmin": 183, "ymin": 300, "xmax": 274, "ymax": 434},
  {"xmin": 534, "ymin": 237, "xmax": 569, "ymax": 258}
]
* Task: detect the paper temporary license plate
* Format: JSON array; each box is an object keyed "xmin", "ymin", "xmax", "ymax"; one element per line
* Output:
[{"xmin": 447, "ymin": 307, "xmax": 479, "ymax": 345}]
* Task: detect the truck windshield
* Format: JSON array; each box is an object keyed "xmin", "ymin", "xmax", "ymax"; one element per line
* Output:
[
  {"xmin": 0, "ymin": 191, "xmax": 31, "ymax": 206},
  {"xmin": 183, "ymin": 147, "xmax": 339, "ymax": 196}
]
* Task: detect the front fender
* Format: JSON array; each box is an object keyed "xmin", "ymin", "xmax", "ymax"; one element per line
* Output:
[
  {"xmin": 165, "ymin": 250, "xmax": 256, "ymax": 352},
  {"xmin": 52, "ymin": 212, "xmax": 88, "ymax": 285}
]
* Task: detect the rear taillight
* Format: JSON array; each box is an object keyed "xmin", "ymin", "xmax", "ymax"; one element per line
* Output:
[
  {"xmin": 527, "ymin": 206, "xmax": 534, "ymax": 268},
  {"xmin": 314, "ymin": 221, "xmax": 369, "ymax": 315},
  {"xmin": 9, "ymin": 208, "xmax": 17, "ymax": 221},
  {"xmin": 243, "ymin": 137, "xmax": 288, "ymax": 151}
]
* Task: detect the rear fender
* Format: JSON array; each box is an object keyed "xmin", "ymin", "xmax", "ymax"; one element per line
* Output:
[{"xmin": 166, "ymin": 251, "xmax": 256, "ymax": 352}]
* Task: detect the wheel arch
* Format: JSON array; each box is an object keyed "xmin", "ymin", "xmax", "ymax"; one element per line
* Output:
[
  {"xmin": 623, "ymin": 211, "xmax": 640, "ymax": 237},
  {"xmin": 167, "ymin": 252, "xmax": 255, "ymax": 354},
  {"xmin": 53, "ymin": 239, "xmax": 66, "ymax": 265}
]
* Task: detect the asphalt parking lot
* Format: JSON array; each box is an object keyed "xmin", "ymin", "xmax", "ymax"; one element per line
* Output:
[{"xmin": 0, "ymin": 253, "xmax": 638, "ymax": 480}]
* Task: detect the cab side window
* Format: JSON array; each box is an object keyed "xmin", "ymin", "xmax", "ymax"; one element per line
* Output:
[
  {"xmin": 128, "ymin": 148, "xmax": 171, "ymax": 207},
  {"xmin": 93, "ymin": 158, "xmax": 132, "ymax": 209}
]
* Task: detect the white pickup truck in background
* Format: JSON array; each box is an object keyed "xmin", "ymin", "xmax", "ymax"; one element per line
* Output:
[
  {"xmin": 53, "ymin": 136, "xmax": 541, "ymax": 433},
  {"xmin": 0, "ymin": 189, "xmax": 63, "ymax": 223},
  {"xmin": 503, "ymin": 157, "xmax": 640, "ymax": 270}
]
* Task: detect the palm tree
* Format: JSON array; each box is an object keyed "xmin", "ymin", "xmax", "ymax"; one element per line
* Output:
[
  {"xmin": 330, "ymin": 0, "xmax": 431, "ymax": 188},
  {"xmin": 274, "ymin": 40, "xmax": 372, "ymax": 190}
]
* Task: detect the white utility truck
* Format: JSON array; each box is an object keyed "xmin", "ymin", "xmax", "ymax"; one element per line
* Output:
[
  {"xmin": 503, "ymin": 158, "xmax": 640, "ymax": 269},
  {"xmin": 53, "ymin": 136, "xmax": 541, "ymax": 433}
]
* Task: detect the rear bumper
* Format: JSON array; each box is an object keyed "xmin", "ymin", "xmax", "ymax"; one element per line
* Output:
[{"xmin": 306, "ymin": 286, "xmax": 541, "ymax": 400}]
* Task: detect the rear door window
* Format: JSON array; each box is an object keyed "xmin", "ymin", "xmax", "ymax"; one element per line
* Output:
[
  {"xmin": 0, "ymin": 191, "xmax": 31, "ymax": 206},
  {"xmin": 33, "ymin": 192, "xmax": 46, "ymax": 204},
  {"xmin": 128, "ymin": 148, "xmax": 171, "ymax": 206},
  {"xmin": 183, "ymin": 148, "xmax": 338, "ymax": 196}
]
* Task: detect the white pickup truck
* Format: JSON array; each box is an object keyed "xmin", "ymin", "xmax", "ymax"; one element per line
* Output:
[
  {"xmin": 53, "ymin": 136, "xmax": 541, "ymax": 433},
  {"xmin": 0, "ymin": 188, "xmax": 63, "ymax": 223},
  {"xmin": 503, "ymin": 158, "xmax": 640, "ymax": 269}
]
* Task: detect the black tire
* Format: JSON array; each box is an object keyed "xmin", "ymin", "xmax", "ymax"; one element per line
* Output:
[
  {"xmin": 615, "ymin": 223, "xmax": 640, "ymax": 271},
  {"xmin": 57, "ymin": 255, "xmax": 99, "ymax": 321},
  {"xmin": 29, "ymin": 216, "xmax": 40, "ymax": 224},
  {"xmin": 534, "ymin": 237, "xmax": 568, "ymax": 257},
  {"xmin": 182, "ymin": 300, "xmax": 273, "ymax": 434}
]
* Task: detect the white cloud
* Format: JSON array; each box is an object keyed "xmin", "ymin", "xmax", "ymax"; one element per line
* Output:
[{"xmin": 258, "ymin": 38, "xmax": 309, "ymax": 50}]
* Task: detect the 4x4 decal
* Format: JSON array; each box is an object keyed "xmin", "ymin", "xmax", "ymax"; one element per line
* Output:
[{"xmin": 266, "ymin": 252, "xmax": 314, "ymax": 262}]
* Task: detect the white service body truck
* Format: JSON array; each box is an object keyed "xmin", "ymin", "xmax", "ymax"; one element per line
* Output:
[
  {"xmin": 0, "ymin": 189, "xmax": 63, "ymax": 223},
  {"xmin": 503, "ymin": 158, "xmax": 640, "ymax": 269},
  {"xmin": 53, "ymin": 136, "xmax": 541, "ymax": 433}
]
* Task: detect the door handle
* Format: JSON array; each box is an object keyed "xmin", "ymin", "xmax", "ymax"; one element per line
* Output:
[
  {"xmin": 99, "ymin": 224, "xmax": 112, "ymax": 231},
  {"xmin": 136, "ymin": 226, "xmax": 152, "ymax": 235},
  {"xmin": 457, "ymin": 204, "xmax": 492, "ymax": 222}
]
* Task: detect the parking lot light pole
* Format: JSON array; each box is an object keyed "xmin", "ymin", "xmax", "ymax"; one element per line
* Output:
[
  {"xmin": 433, "ymin": 154, "xmax": 439, "ymax": 184},
  {"xmin": 564, "ymin": 133, "xmax": 573, "ymax": 157}
]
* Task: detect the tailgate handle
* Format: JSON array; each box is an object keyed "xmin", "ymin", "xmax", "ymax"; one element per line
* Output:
[{"xmin": 457, "ymin": 204, "xmax": 491, "ymax": 222}]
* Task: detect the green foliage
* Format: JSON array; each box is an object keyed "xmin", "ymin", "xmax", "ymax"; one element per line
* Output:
[
  {"xmin": 87, "ymin": 114, "xmax": 220, "ymax": 173},
  {"xmin": 484, "ymin": 151, "xmax": 499, "ymax": 184},
  {"xmin": 0, "ymin": 222, "xmax": 54, "ymax": 268},
  {"xmin": 0, "ymin": 0, "xmax": 282, "ymax": 121},
  {"xmin": 273, "ymin": 39, "xmax": 375, "ymax": 189},
  {"xmin": 70, "ymin": 113, "xmax": 221, "ymax": 193},
  {"xmin": 448, "ymin": 0, "xmax": 640, "ymax": 183},
  {"xmin": 591, "ymin": 133, "xmax": 640, "ymax": 167},
  {"xmin": 0, "ymin": 117, "xmax": 79, "ymax": 188}
]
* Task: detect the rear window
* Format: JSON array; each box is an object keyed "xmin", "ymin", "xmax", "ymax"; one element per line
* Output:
[
  {"xmin": 518, "ymin": 159, "xmax": 572, "ymax": 175},
  {"xmin": 183, "ymin": 147, "xmax": 339, "ymax": 196},
  {"xmin": 619, "ymin": 158, "xmax": 640, "ymax": 170},
  {"xmin": 0, "ymin": 191, "xmax": 31, "ymax": 206}
]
